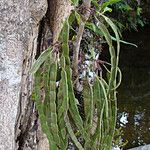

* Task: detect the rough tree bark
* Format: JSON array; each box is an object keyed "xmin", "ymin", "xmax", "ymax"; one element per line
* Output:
[
  {"xmin": 0, "ymin": 0, "xmax": 72, "ymax": 149},
  {"xmin": 0, "ymin": 0, "xmax": 48, "ymax": 149}
]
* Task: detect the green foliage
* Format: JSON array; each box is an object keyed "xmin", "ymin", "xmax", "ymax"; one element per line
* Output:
[
  {"xmin": 30, "ymin": 47, "xmax": 52, "ymax": 74},
  {"xmin": 106, "ymin": 0, "xmax": 146, "ymax": 30},
  {"xmin": 101, "ymin": 0, "xmax": 122, "ymax": 12},
  {"xmin": 85, "ymin": 22, "xmax": 137, "ymax": 47},
  {"xmin": 70, "ymin": 0, "xmax": 79, "ymax": 6},
  {"xmin": 113, "ymin": 127, "xmax": 128, "ymax": 149},
  {"xmin": 31, "ymin": 0, "xmax": 123, "ymax": 149}
]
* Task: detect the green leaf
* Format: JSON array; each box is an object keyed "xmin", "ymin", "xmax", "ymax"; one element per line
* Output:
[
  {"xmin": 69, "ymin": 11, "xmax": 76, "ymax": 26},
  {"xmin": 75, "ymin": 11, "xmax": 81, "ymax": 25},
  {"xmin": 83, "ymin": 79, "xmax": 93, "ymax": 128},
  {"xmin": 101, "ymin": 14, "xmax": 120, "ymax": 54},
  {"xmin": 67, "ymin": 67, "xmax": 88, "ymax": 141},
  {"xmin": 70, "ymin": 0, "xmax": 79, "ymax": 6},
  {"xmin": 49, "ymin": 62, "xmax": 60, "ymax": 144},
  {"xmin": 98, "ymin": 21, "xmax": 112, "ymax": 47},
  {"xmin": 91, "ymin": 0, "xmax": 101, "ymax": 11},
  {"xmin": 57, "ymin": 68, "xmax": 69, "ymax": 121},
  {"xmin": 103, "ymin": 7, "xmax": 112, "ymax": 13},
  {"xmin": 86, "ymin": 22, "xmax": 101, "ymax": 34},
  {"xmin": 111, "ymin": 36, "xmax": 138, "ymax": 47},
  {"xmin": 91, "ymin": 76, "xmax": 107, "ymax": 149},
  {"xmin": 34, "ymin": 70, "xmax": 58, "ymax": 149},
  {"xmin": 30, "ymin": 47, "xmax": 52, "ymax": 74},
  {"xmin": 61, "ymin": 18, "xmax": 89, "ymax": 142},
  {"xmin": 65, "ymin": 115, "xmax": 84, "ymax": 150},
  {"xmin": 101, "ymin": 0, "xmax": 122, "ymax": 11},
  {"xmin": 137, "ymin": 7, "xmax": 142, "ymax": 16},
  {"xmin": 86, "ymin": 22, "xmax": 137, "ymax": 47}
]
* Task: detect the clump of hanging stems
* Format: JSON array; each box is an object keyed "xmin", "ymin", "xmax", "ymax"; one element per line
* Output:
[{"xmin": 31, "ymin": 0, "xmax": 123, "ymax": 149}]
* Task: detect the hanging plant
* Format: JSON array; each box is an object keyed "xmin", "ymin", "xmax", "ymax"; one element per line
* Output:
[{"xmin": 31, "ymin": 0, "xmax": 123, "ymax": 149}]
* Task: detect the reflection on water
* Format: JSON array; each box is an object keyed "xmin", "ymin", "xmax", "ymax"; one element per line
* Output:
[{"xmin": 117, "ymin": 26, "xmax": 150, "ymax": 149}]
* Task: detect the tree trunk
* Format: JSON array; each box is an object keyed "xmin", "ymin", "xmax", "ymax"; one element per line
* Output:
[
  {"xmin": 0, "ymin": 0, "xmax": 48, "ymax": 149},
  {"xmin": 0, "ymin": 0, "xmax": 72, "ymax": 149}
]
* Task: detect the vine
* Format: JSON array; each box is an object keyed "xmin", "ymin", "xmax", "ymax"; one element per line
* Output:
[{"xmin": 31, "ymin": 0, "xmax": 123, "ymax": 149}]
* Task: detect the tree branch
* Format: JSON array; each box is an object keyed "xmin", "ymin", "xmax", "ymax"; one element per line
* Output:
[{"xmin": 72, "ymin": 0, "xmax": 91, "ymax": 81}]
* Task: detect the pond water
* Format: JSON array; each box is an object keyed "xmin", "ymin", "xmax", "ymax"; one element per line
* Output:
[{"xmin": 117, "ymin": 26, "xmax": 150, "ymax": 149}]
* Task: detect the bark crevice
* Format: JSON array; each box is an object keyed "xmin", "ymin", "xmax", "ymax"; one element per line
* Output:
[
  {"xmin": 14, "ymin": 0, "xmax": 48, "ymax": 149},
  {"xmin": 14, "ymin": 0, "xmax": 73, "ymax": 149}
]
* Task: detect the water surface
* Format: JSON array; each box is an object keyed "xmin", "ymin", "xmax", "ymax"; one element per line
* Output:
[{"xmin": 117, "ymin": 26, "xmax": 150, "ymax": 149}]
